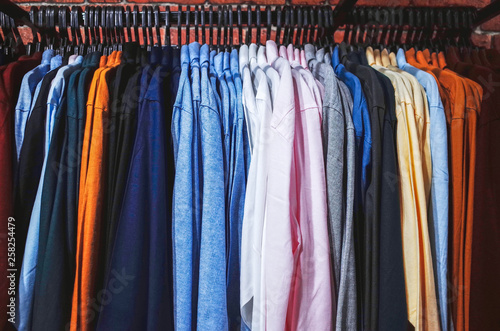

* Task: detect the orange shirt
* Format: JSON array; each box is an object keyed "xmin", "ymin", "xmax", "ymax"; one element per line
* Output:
[
  {"xmin": 407, "ymin": 48, "xmax": 482, "ymax": 331},
  {"xmin": 71, "ymin": 51, "xmax": 122, "ymax": 331}
]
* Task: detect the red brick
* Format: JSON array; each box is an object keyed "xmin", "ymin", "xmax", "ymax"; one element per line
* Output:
[
  {"xmin": 482, "ymin": 15, "xmax": 500, "ymax": 31},
  {"xmin": 128, "ymin": 0, "xmax": 203, "ymax": 4},
  {"xmin": 471, "ymin": 33, "xmax": 492, "ymax": 48},
  {"xmin": 89, "ymin": 0, "xmax": 122, "ymax": 3},
  {"xmin": 491, "ymin": 35, "xmax": 500, "ymax": 51},
  {"xmin": 409, "ymin": 0, "xmax": 487, "ymax": 6},
  {"xmin": 14, "ymin": 0, "xmax": 84, "ymax": 3},
  {"xmin": 334, "ymin": 29, "xmax": 345, "ymax": 44},
  {"xmin": 209, "ymin": 0, "xmax": 285, "ymax": 4},
  {"xmin": 290, "ymin": 0, "xmax": 323, "ymax": 6},
  {"xmin": 18, "ymin": 26, "xmax": 33, "ymax": 44},
  {"xmin": 351, "ymin": 0, "xmax": 411, "ymax": 5}
]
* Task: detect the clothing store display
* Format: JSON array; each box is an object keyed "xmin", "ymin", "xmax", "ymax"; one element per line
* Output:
[{"xmin": 1, "ymin": 4, "xmax": 500, "ymax": 331}]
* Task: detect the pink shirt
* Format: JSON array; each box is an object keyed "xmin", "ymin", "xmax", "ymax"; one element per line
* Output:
[{"xmin": 263, "ymin": 41, "xmax": 332, "ymax": 331}]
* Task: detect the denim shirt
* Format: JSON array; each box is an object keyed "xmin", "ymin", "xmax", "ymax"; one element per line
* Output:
[
  {"xmin": 197, "ymin": 44, "xmax": 228, "ymax": 331},
  {"xmin": 17, "ymin": 55, "xmax": 82, "ymax": 331},
  {"xmin": 14, "ymin": 50, "xmax": 55, "ymax": 159},
  {"xmin": 172, "ymin": 45, "xmax": 199, "ymax": 331}
]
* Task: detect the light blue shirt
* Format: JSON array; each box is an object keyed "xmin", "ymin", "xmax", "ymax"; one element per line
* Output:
[
  {"xmin": 397, "ymin": 48, "xmax": 449, "ymax": 331},
  {"xmin": 172, "ymin": 45, "xmax": 199, "ymax": 331},
  {"xmin": 14, "ymin": 50, "xmax": 54, "ymax": 159},
  {"xmin": 197, "ymin": 44, "xmax": 228, "ymax": 331},
  {"xmin": 16, "ymin": 56, "xmax": 83, "ymax": 331}
]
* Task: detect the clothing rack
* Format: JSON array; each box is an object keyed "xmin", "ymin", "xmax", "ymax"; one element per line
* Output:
[{"xmin": 1, "ymin": 2, "xmax": 499, "ymax": 35}]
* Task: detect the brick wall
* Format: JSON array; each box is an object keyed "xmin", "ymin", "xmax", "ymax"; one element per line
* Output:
[{"xmin": 6, "ymin": 0, "xmax": 500, "ymax": 50}]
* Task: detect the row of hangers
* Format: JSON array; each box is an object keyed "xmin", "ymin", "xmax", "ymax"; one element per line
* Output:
[
  {"xmin": 342, "ymin": 7, "xmax": 478, "ymax": 54},
  {"xmin": 0, "ymin": 5, "xmax": 485, "ymax": 59}
]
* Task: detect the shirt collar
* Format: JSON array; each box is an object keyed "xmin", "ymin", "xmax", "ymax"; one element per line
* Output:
[
  {"xmin": 396, "ymin": 48, "xmax": 407, "ymax": 67},
  {"xmin": 41, "ymin": 49, "xmax": 54, "ymax": 66}
]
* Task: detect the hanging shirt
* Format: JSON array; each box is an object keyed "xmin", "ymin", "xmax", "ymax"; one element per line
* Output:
[
  {"xmin": 197, "ymin": 43, "xmax": 228, "ymax": 331},
  {"xmin": 445, "ymin": 49, "xmax": 500, "ymax": 331},
  {"xmin": 13, "ymin": 56, "xmax": 62, "ymax": 282},
  {"xmin": 331, "ymin": 46, "xmax": 370, "ymax": 330},
  {"xmin": 0, "ymin": 53, "xmax": 42, "ymax": 331},
  {"xmin": 14, "ymin": 49, "xmax": 54, "ymax": 159},
  {"xmin": 31, "ymin": 51, "xmax": 101, "ymax": 331},
  {"xmin": 372, "ymin": 63, "xmax": 440, "ymax": 331},
  {"xmin": 305, "ymin": 44, "xmax": 358, "ymax": 331},
  {"xmin": 257, "ymin": 45, "xmax": 280, "ymax": 107},
  {"xmin": 171, "ymin": 45, "xmax": 199, "ymax": 331},
  {"xmin": 102, "ymin": 43, "xmax": 142, "ymax": 273},
  {"xmin": 97, "ymin": 47, "xmax": 174, "ymax": 331},
  {"xmin": 287, "ymin": 52, "xmax": 333, "ymax": 331},
  {"xmin": 225, "ymin": 49, "xmax": 246, "ymax": 331},
  {"xmin": 262, "ymin": 40, "xmax": 295, "ymax": 331},
  {"xmin": 239, "ymin": 45, "xmax": 258, "ymax": 152},
  {"xmin": 396, "ymin": 48, "xmax": 450, "ymax": 331},
  {"xmin": 71, "ymin": 51, "xmax": 122, "ymax": 331},
  {"xmin": 408, "ymin": 48, "xmax": 482, "ymax": 331},
  {"xmin": 17, "ymin": 55, "xmax": 83, "ymax": 331},
  {"xmin": 240, "ymin": 45, "xmax": 273, "ymax": 331},
  {"xmin": 214, "ymin": 51, "xmax": 232, "ymax": 206}
]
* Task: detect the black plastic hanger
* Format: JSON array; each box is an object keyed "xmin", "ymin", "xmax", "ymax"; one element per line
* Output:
[
  {"xmin": 326, "ymin": 6, "xmax": 335, "ymax": 50},
  {"xmin": 140, "ymin": 6, "xmax": 147, "ymax": 49},
  {"xmin": 164, "ymin": 6, "xmax": 171, "ymax": 47},
  {"xmin": 201, "ymin": 6, "xmax": 206, "ymax": 45},
  {"xmin": 26, "ymin": 7, "xmax": 38, "ymax": 55},
  {"xmin": 132, "ymin": 6, "xmax": 139, "ymax": 44},
  {"xmin": 85, "ymin": 6, "xmax": 93, "ymax": 53},
  {"xmin": 117, "ymin": 6, "xmax": 125, "ymax": 48},
  {"xmin": 266, "ymin": 6, "xmax": 272, "ymax": 44},
  {"xmin": 284, "ymin": 6, "xmax": 291, "ymax": 46},
  {"xmin": 229, "ymin": 6, "xmax": 234, "ymax": 50},
  {"xmin": 246, "ymin": 6, "xmax": 252, "ymax": 45},
  {"xmin": 153, "ymin": 6, "xmax": 161, "ymax": 48},
  {"xmin": 296, "ymin": 7, "xmax": 303, "ymax": 48},
  {"xmin": 71, "ymin": 6, "xmax": 84, "ymax": 55},
  {"xmin": 146, "ymin": 6, "xmax": 154, "ymax": 50},
  {"xmin": 255, "ymin": 5, "xmax": 261, "ymax": 47},
  {"xmin": 302, "ymin": 7, "xmax": 309, "ymax": 47},
  {"xmin": 342, "ymin": 8, "xmax": 350, "ymax": 46},
  {"xmin": 185, "ymin": 6, "xmax": 190, "ymax": 45},
  {"xmin": 101, "ymin": 6, "xmax": 109, "ymax": 54},
  {"xmin": 276, "ymin": 6, "xmax": 283, "ymax": 46},
  {"xmin": 217, "ymin": 5, "xmax": 222, "ymax": 52},
  {"xmin": 209, "ymin": 6, "xmax": 214, "ymax": 49},
  {"xmin": 109, "ymin": 7, "xmax": 118, "ymax": 52},
  {"xmin": 223, "ymin": 6, "xmax": 229, "ymax": 51},
  {"xmin": 316, "ymin": 7, "xmax": 324, "ymax": 48},
  {"xmin": 237, "ymin": 6, "xmax": 242, "ymax": 46},
  {"xmin": 193, "ymin": 5, "xmax": 199, "ymax": 43},
  {"xmin": 124, "ymin": 6, "xmax": 131, "ymax": 43},
  {"xmin": 307, "ymin": 7, "xmax": 314, "ymax": 46},
  {"xmin": 393, "ymin": 7, "xmax": 404, "ymax": 52},
  {"xmin": 177, "ymin": 8, "xmax": 182, "ymax": 48}
]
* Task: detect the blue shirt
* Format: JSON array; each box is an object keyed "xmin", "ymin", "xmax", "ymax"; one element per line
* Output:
[
  {"xmin": 224, "ymin": 50, "xmax": 244, "ymax": 331},
  {"xmin": 332, "ymin": 47, "xmax": 372, "ymax": 206},
  {"xmin": 17, "ymin": 55, "xmax": 82, "ymax": 331},
  {"xmin": 172, "ymin": 45, "xmax": 198, "ymax": 331},
  {"xmin": 197, "ymin": 44, "xmax": 228, "ymax": 331},
  {"xmin": 397, "ymin": 49, "xmax": 449, "ymax": 331},
  {"xmin": 214, "ymin": 52, "xmax": 231, "ymax": 201},
  {"xmin": 231, "ymin": 49, "xmax": 251, "ymax": 175},
  {"xmin": 97, "ymin": 48, "xmax": 173, "ymax": 331},
  {"xmin": 14, "ymin": 50, "xmax": 54, "ymax": 159}
]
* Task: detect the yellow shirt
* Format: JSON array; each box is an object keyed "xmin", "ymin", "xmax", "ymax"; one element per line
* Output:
[{"xmin": 368, "ymin": 47, "xmax": 440, "ymax": 331}]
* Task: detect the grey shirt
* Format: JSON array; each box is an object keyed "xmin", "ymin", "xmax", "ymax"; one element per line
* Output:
[{"xmin": 305, "ymin": 45, "xmax": 358, "ymax": 331}]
